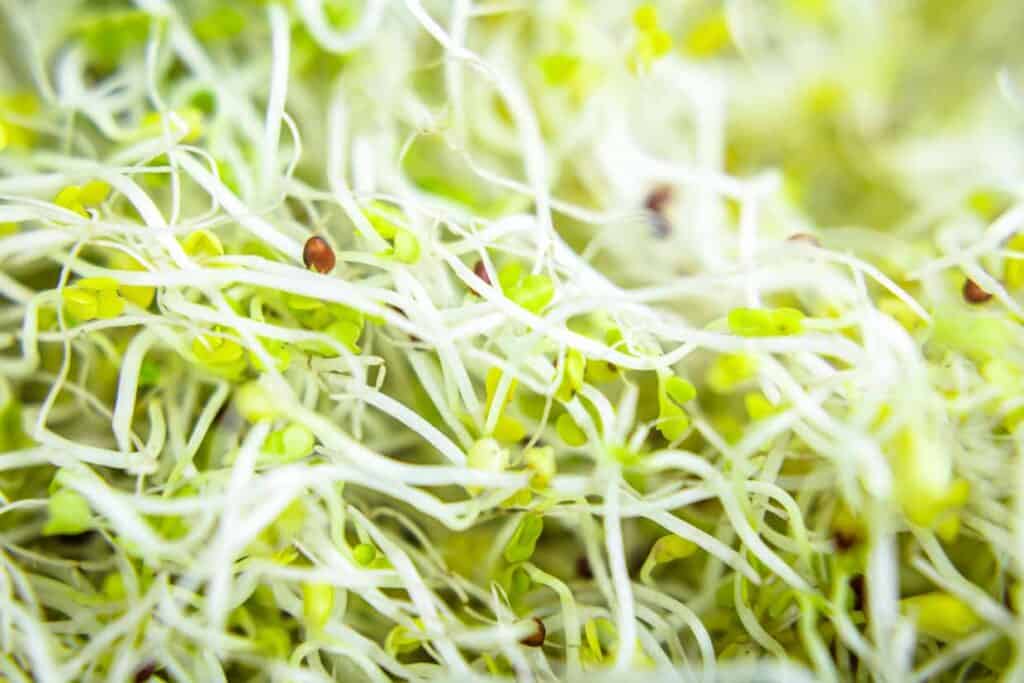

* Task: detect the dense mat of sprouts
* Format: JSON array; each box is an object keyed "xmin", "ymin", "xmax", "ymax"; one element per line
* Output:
[{"xmin": 1, "ymin": 0, "xmax": 1024, "ymax": 680}]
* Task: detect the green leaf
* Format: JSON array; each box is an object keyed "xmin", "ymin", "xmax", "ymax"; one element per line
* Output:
[
  {"xmin": 393, "ymin": 229, "xmax": 421, "ymax": 264},
  {"xmin": 510, "ymin": 274, "xmax": 554, "ymax": 314},
  {"xmin": 503, "ymin": 513, "xmax": 544, "ymax": 563},
  {"xmin": 650, "ymin": 534, "xmax": 697, "ymax": 563},
  {"xmin": 663, "ymin": 375, "xmax": 696, "ymax": 405},
  {"xmin": 302, "ymin": 582, "xmax": 334, "ymax": 632},
  {"xmin": 556, "ymin": 349, "xmax": 587, "ymax": 401},
  {"xmin": 493, "ymin": 415, "xmax": 526, "ymax": 443},
  {"xmin": 353, "ymin": 543, "xmax": 377, "ymax": 566},
  {"xmin": 728, "ymin": 307, "xmax": 805, "ymax": 337},
  {"xmin": 236, "ymin": 382, "xmax": 279, "ymax": 422},
  {"xmin": 556, "ymin": 413, "xmax": 587, "ymax": 446},
  {"xmin": 656, "ymin": 400, "xmax": 689, "ymax": 441},
  {"xmin": 43, "ymin": 489, "xmax": 92, "ymax": 536}
]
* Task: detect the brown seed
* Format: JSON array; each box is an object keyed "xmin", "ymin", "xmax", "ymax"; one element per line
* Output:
[
  {"xmin": 962, "ymin": 278, "xmax": 992, "ymax": 304},
  {"xmin": 787, "ymin": 233, "xmax": 821, "ymax": 247},
  {"xmin": 644, "ymin": 186, "xmax": 674, "ymax": 239},
  {"xmin": 134, "ymin": 662, "xmax": 158, "ymax": 682},
  {"xmin": 520, "ymin": 618, "xmax": 546, "ymax": 647},
  {"xmin": 471, "ymin": 260, "xmax": 492, "ymax": 296},
  {"xmin": 849, "ymin": 574, "xmax": 866, "ymax": 612},
  {"xmin": 832, "ymin": 528, "xmax": 860, "ymax": 553},
  {"xmin": 302, "ymin": 236, "xmax": 335, "ymax": 274},
  {"xmin": 644, "ymin": 185, "xmax": 673, "ymax": 214},
  {"xmin": 576, "ymin": 555, "xmax": 593, "ymax": 579}
]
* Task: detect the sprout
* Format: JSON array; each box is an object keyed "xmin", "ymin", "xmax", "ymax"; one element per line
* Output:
[{"xmin": 1, "ymin": 0, "xmax": 1020, "ymax": 679}]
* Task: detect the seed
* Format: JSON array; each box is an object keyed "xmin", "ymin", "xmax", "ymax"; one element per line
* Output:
[
  {"xmin": 849, "ymin": 575, "xmax": 866, "ymax": 612},
  {"xmin": 134, "ymin": 662, "xmax": 158, "ymax": 682},
  {"xmin": 962, "ymin": 278, "xmax": 992, "ymax": 304},
  {"xmin": 576, "ymin": 554, "xmax": 593, "ymax": 579},
  {"xmin": 520, "ymin": 617, "xmax": 546, "ymax": 647},
  {"xmin": 303, "ymin": 236, "xmax": 335, "ymax": 274},
  {"xmin": 644, "ymin": 185, "xmax": 673, "ymax": 213},
  {"xmin": 832, "ymin": 528, "xmax": 860, "ymax": 552},
  {"xmin": 644, "ymin": 185, "xmax": 674, "ymax": 238},
  {"xmin": 473, "ymin": 260, "xmax": 491, "ymax": 287}
]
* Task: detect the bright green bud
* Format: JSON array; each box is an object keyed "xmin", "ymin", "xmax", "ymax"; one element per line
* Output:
[
  {"xmin": 539, "ymin": 53, "xmax": 582, "ymax": 86},
  {"xmin": 501, "ymin": 564, "xmax": 532, "ymax": 601},
  {"xmin": 556, "ymin": 413, "xmax": 587, "ymax": 446},
  {"xmin": 524, "ymin": 446, "xmax": 556, "ymax": 488},
  {"xmin": 302, "ymin": 582, "xmax": 334, "ymax": 632},
  {"xmin": 493, "ymin": 415, "xmax": 526, "ymax": 443},
  {"xmin": 385, "ymin": 622, "xmax": 424, "ymax": 655},
  {"xmin": 650, "ymin": 534, "xmax": 697, "ymax": 564},
  {"xmin": 504, "ymin": 513, "xmax": 544, "ymax": 563},
  {"xmin": 235, "ymin": 381, "xmax": 279, "ymax": 422},
  {"xmin": 102, "ymin": 573, "xmax": 126, "ymax": 600},
  {"xmin": 95, "ymin": 289, "xmax": 125, "ymax": 319},
  {"xmin": 393, "ymin": 229, "xmax": 421, "ymax": 264},
  {"xmin": 287, "ymin": 293, "xmax": 324, "ymax": 311},
  {"xmin": 656, "ymin": 399, "xmax": 689, "ymax": 441},
  {"xmin": 324, "ymin": 319, "xmax": 362, "ymax": 353},
  {"xmin": 365, "ymin": 201, "xmax": 403, "ymax": 239},
  {"xmin": 497, "ymin": 261, "xmax": 524, "ymax": 291},
  {"xmin": 78, "ymin": 180, "xmax": 111, "ymax": 206},
  {"xmin": 54, "ymin": 185, "xmax": 87, "ymax": 217},
  {"xmin": 64, "ymin": 288, "xmax": 98, "ymax": 321},
  {"xmin": 556, "ymin": 349, "xmax": 586, "ymax": 401},
  {"xmin": 192, "ymin": 334, "xmax": 244, "ymax": 364},
  {"xmin": 267, "ymin": 423, "xmax": 315, "ymax": 461},
  {"xmin": 684, "ymin": 11, "xmax": 732, "ymax": 58},
  {"xmin": 468, "ymin": 437, "xmax": 507, "ymax": 473},
  {"xmin": 728, "ymin": 307, "xmax": 805, "ymax": 337},
  {"xmin": 353, "ymin": 543, "xmax": 377, "ymax": 566},
  {"xmin": 633, "ymin": 4, "xmax": 659, "ymax": 31},
  {"xmin": 181, "ymin": 229, "xmax": 224, "ymax": 258},
  {"xmin": 510, "ymin": 274, "xmax": 555, "ymax": 314},
  {"xmin": 900, "ymin": 592, "xmax": 981, "ymax": 642},
  {"xmin": 43, "ymin": 489, "xmax": 92, "ymax": 536},
  {"xmin": 663, "ymin": 375, "xmax": 696, "ymax": 405},
  {"xmin": 744, "ymin": 392, "xmax": 781, "ymax": 420},
  {"xmin": 706, "ymin": 353, "xmax": 758, "ymax": 393}
]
